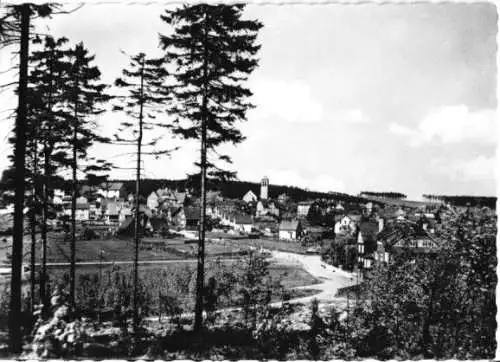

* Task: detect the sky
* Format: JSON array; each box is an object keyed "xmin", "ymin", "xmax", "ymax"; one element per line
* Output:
[{"xmin": 0, "ymin": 2, "xmax": 497, "ymax": 200}]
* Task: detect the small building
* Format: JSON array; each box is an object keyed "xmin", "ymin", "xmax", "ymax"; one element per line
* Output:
[
  {"xmin": 105, "ymin": 201, "xmax": 120, "ymax": 225},
  {"xmin": 119, "ymin": 205, "xmax": 132, "ymax": 225},
  {"xmin": 356, "ymin": 219, "xmax": 380, "ymax": 268},
  {"xmin": 278, "ymin": 219, "xmax": 302, "ymax": 241},
  {"xmin": 297, "ymin": 201, "xmax": 313, "ymax": 217},
  {"xmin": 99, "ymin": 182, "xmax": 127, "ymax": 200},
  {"xmin": 242, "ymin": 190, "xmax": 258, "ymax": 204},
  {"xmin": 233, "ymin": 214, "xmax": 253, "ymax": 233},
  {"xmin": 147, "ymin": 191, "xmax": 160, "ymax": 211},
  {"xmin": 75, "ymin": 203, "xmax": 90, "ymax": 221},
  {"xmin": 334, "ymin": 215, "xmax": 356, "ymax": 235},
  {"xmin": 256, "ymin": 200, "xmax": 280, "ymax": 218}
]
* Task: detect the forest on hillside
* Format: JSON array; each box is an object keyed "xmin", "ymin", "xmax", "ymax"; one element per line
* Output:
[
  {"xmin": 114, "ymin": 177, "xmax": 369, "ymax": 203},
  {"xmin": 422, "ymin": 194, "xmax": 497, "ymax": 209}
]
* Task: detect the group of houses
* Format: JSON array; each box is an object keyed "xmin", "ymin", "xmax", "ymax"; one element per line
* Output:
[
  {"xmin": 53, "ymin": 182, "xmax": 132, "ymax": 225},
  {"xmin": 47, "ymin": 177, "xmax": 448, "ymax": 266}
]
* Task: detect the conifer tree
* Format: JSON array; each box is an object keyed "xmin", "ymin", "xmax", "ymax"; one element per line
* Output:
[
  {"xmin": 27, "ymin": 35, "xmax": 74, "ymax": 308},
  {"xmin": 159, "ymin": 4, "xmax": 262, "ymax": 332},
  {"xmin": 63, "ymin": 42, "xmax": 111, "ymax": 306},
  {"xmin": 1, "ymin": 3, "xmax": 54, "ymax": 353},
  {"xmin": 112, "ymin": 51, "xmax": 174, "ymax": 331}
]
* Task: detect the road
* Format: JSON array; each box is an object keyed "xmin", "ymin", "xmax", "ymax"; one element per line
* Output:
[{"xmin": 269, "ymin": 250, "xmax": 358, "ymax": 305}]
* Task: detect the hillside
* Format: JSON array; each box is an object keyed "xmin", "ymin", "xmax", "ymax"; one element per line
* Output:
[{"xmin": 112, "ymin": 178, "xmax": 368, "ymax": 204}]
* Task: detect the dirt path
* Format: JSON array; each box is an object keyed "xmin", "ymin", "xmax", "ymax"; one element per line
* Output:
[{"xmin": 269, "ymin": 250, "xmax": 358, "ymax": 305}]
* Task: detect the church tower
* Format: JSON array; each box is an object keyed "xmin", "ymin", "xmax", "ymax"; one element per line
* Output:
[{"xmin": 260, "ymin": 176, "xmax": 269, "ymax": 200}]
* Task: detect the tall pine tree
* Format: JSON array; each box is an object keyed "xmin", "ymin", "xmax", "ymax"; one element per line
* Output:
[
  {"xmin": 63, "ymin": 42, "xmax": 110, "ymax": 306},
  {"xmin": 27, "ymin": 35, "xmax": 74, "ymax": 309},
  {"xmin": 2, "ymin": 3, "xmax": 57, "ymax": 353},
  {"xmin": 113, "ymin": 51, "xmax": 174, "ymax": 331},
  {"xmin": 159, "ymin": 4, "xmax": 262, "ymax": 332}
]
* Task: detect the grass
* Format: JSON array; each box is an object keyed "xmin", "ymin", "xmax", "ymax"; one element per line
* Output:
[
  {"xmin": 216, "ymin": 237, "xmax": 311, "ymax": 254},
  {"xmin": 34, "ymin": 259, "xmax": 321, "ymax": 315},
  {"xmin": 0, "ymin": 229, "xmax": 313, "ymax": 266}
]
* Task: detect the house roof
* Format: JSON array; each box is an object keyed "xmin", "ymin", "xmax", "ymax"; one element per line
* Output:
[
  {"xmin": 395, "ymin": 208, "xmax": 406, "ymax": 218},
  {"xmin": 174, "ymin": 191, "xmax": 186, "ymax": 204},
  {"xmin": 279, "ymin": 220, "xmax": 300, "ymax": 231},
  {"xmin": 101, "ymin": 182, "xmax": 124, "ymax": 191},
  {"xmin": 347, "ymin": 214, "xmax": 362, "ymax": 223},
  {"xmin": 234, "ymin": 214, "xmax": 253, "ymax": 225},
  {"xmin": 258, "ymin": 200, "xmax": 277, "ymax": 208},
  {"xmin": 243, "ymin": 190, "xmax": 258, "ymax": 199}
]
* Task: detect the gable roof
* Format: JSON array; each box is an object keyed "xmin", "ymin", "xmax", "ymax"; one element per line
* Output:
[
  {"xmin": 173, "ymin": 191, "xmax": 186, "ymax": 204},
  {"xmin": 243, "ymin": 190, "xmax": 258, "ymax": 199},
  {"xmin": 76, "ymin": 203, "xmax": 89, "ymax": 210},
  {"xmin": 109, "ymin": 182, "xmax": 124, "ymax": 191}
]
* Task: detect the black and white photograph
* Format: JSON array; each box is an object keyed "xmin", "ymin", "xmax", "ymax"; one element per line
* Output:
[{"xmin": 0, "ymin": 1, "xmax": 497, "ymax": 359}]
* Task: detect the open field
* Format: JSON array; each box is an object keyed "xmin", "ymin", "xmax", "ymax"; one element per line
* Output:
[{"xmin": 0, "ymin": 233, "xmax": 313, "ymax": 266}]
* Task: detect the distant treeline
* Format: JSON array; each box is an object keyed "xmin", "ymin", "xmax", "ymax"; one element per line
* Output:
[
  {"xmin": 360, "ymin": 191, "xmax": 407, "ymax": 199},
  {"xmin": 422, "ymin": 194, "xmax": 497, "ymax": 209},
  {"xmin": 113, "ymin": 177, "xmax": 368, "ymax": 204}
]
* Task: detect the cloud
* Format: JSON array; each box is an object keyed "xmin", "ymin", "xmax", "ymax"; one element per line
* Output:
[
  {"xmin": 250, "ymin": 79, "xmax": 323, "ymax": 123},
  {"xmin": 389, "ymin": 106, "xmax": 497, "ymax": 146},
  {"xmin": 334, "ymin": 109, "xmax": 370, "ymax": 124},
  {"xmin": 431, "ymin": 155, "xmax": 496, "ymax": 181},
  {"xmin": 418, "ymin": 106, "xmax": 496, "ymax": 144},
  {"xmin": 388, "ymin": 122, "xmax": 415, "ymax": 136}
]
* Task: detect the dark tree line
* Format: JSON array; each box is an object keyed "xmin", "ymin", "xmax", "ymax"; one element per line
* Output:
[
  {"xmin": 360, "ymin": 191, "xmax": 407, "ymax": 199},
  {"xmin": 422, "ymin": 194, "xmax": 496, "ymax": 209}
]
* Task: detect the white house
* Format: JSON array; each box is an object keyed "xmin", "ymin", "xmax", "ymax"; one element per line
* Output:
[
  {"xmin": 147, "ymin": 191, "xmax": 160, "ymax": 211},
  {"xmin": 98, "ymin": 182, "xmax": 127, "ymax": 200},
  {"xmin": 119, "ymin": 205, "xmax": 132, "ymax": 225},
  {"xmin": 105, "ymin": 201, "xmax": 120, "ymax": 225},
  {"xmin": 242, "ymin": 190, "xmax": 258, "ymax": 204},
  {"xmin": 297, "ymin": 201, "xmax": 313, "ymax": 217},
  {"xmin": 75, "ymin": 203, "xmax": 90, "ymax": 221},
  {"xmin": 256, "ymin": 200, "xmax": 279, "ymax": 218},
  {"xmin": 232, "ymin": 214, "xmax": 253, "ymax": 233},
  {"xmin": 334, "ymin": 215, "xmax": 356, "ymax": 235},
  {"xmin": 278, "ymin": 220, "xmax": 301, "ymax": 240}
]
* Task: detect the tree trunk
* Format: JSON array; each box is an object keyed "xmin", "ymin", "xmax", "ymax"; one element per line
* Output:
[
  {"xmin": 40, "ymin": 141, "xmax": 50, "ymax": 311},
  {"xmin": 9, "ymin": 4, "xmax": 30, "ymax": 353},
  {"xmin": 29, "ymin": 135, "xmax": 38, "ymax": 313},
  {"xmin": 70, "ymin": 109, "xmax": 78, "ymax": 307},
  {"xmin": 193, "ymin": 8, "xmax": 208, "ymax": 334},
  {"xmin": 132, "ymin": 59, "xmax": 144, "ymax": 333},
  {"xmin": 40, "ymin": 57, "xmax": 54, "ymax": 311}
]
